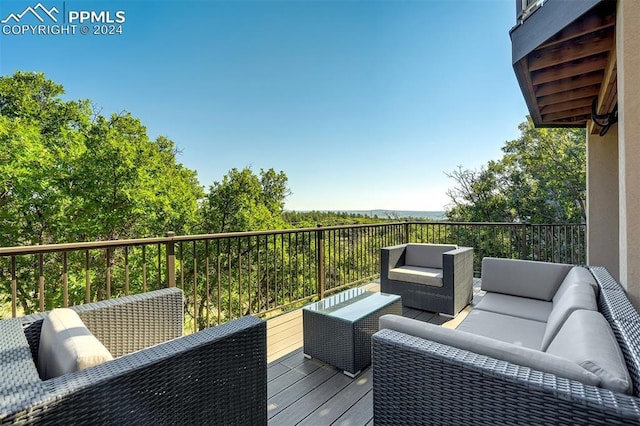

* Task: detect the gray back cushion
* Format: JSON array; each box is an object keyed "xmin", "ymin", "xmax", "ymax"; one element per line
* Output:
[
  {"xmin": 404, "ymin": 244, "xmax": 457, "ymax": 269},
  {"xmin": 481, "ymin": 257, "xmax": 573, "ymax": 301},
  {"xmin": 546, "ymin": 310, "xmax": 632, "ymax": 395},
  {"xmin": 554, "ymin": 266, "xmax": 598, "ymax": 303},
  {"xmin": 540, "ymin": 284, "xmax": 598, "ymax": 351}
]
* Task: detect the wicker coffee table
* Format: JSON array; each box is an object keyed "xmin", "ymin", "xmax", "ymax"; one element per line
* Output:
[{"xmin": 303, "ymin": 288, "xmax": 402, "ymax": 377}]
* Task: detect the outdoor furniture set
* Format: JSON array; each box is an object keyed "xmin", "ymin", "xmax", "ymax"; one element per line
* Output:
[
  {"xmin": 3, "ymin": 243, "xmax": 640, "ymax": 425},
  {"xmin": 373, "ymin": 257, "xmax": 640, "ymax": 424},
  {"xmin": 0, "ymin": 288, "xmax": 266, "ymax": 425}
]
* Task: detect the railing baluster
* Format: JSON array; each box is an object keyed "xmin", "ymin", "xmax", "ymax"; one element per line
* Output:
[
  {"xmin": 124, "ymin": 247, "xmax": 130, "ymax": 295},
  {"xmin": 179, "ymin": 242, "xmax": 185, "ymax": 291},
  {"xmin": 39, "ymin": 254, "xmax": 45, "ymax": 312},
  {"xmin": 157, "ymin": 243, "xmax": 162, "ymax": 289},
  {"xmin": 142, "ymin": 246, "xmax": 147, "ymax": 292},
  {"xmin": 205, "ymin": 240, "xmax": 210, "ymax": 328},
  {"xmin": 228, "ymin": 238, "xmax": 232, "ymax": 319},
  {"xmin": 11, "ymin": 256, "xmax": 17, "ymax": 318},
  {"xmin": 63, "ymin": 252, "xmax": 68, "ymax": 307},
  {"xmin": 105, "ymin": 249, "xmax": 111, "ymax": 300},
  {"xmin": 85, "ymin": 250, "xmax": 91, "ymax": 303},
  {"xmin": 192, "ymin": 240, "xmax": 197, "ymax": 333}
]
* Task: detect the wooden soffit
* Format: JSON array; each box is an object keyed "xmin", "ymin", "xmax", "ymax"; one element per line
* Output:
[{"xmin": 511, "ymin": 0, "xmax": 618, "ymax": 129}]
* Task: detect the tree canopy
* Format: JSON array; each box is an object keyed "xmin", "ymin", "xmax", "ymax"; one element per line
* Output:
[
  {"xmin": 0, "ymin": 71, "xmax": 300, "ymax": 250},
  {"xmin": 0, "ymin": 72, "xmax": 205, "ymax": 246},
  {"xmin": 446, "ymin": 119, "xmax": 586, "ymax": 224}
]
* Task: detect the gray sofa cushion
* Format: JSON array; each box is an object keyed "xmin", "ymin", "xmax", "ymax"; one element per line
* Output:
[
  {"xmin": 481, "ymin": 257, "xmax": 573, "ymax": 301},
  {"xmin": 546, "ymin": 310, "xmax": 632, "ymax": 394},
  {"xmin": 404, "ymin": 244, "xmax": 457, "ymax": 269},
  {"xmin": 456, "ymin": 309, "xmax": 546, "ymax": 349},
  {"xmin": 388, "ymin": 266, "xmax": 443, "ymax": 287},
  {"xmin": 540, "ymin": 284, "xmax": 598, "ymax": 351},
  {"xmin": 379, "ymin": 314, "xmax": 600, "ymax": 387},
  {"xmin": 554, "ymin": 266, "xmax": 598, "ymax": 303},
  {"xmin": 473, "ymin": 292, "xmax": 552, "ymax": 323}
]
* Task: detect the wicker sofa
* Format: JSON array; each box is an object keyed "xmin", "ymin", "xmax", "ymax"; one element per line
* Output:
[
  {"xmin": 373, "ymin": 259, "xmax": 640, "ymax": 425},
  {"xmin": 380, "ymin": 243, "xmax": 474, "ymax": 316},
  {"xmin": 0, "ymin": 288, "xmax": 267, "ymax": 425}
]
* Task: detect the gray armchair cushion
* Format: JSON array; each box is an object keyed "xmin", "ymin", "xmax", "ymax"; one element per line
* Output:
[
  {"xmin": 540, "ymin": 284, "xmax": 598, "ymax": 351},
  {"xmin": 379, "ymin": 314, "xmax": 600, "ymax": 387},
  {"xmin": 455, "ymin": 309, "xmax": 546, "ymax": 349},
  {"xmin": 473, "ymin": 292, "xmax": 552, "ymax": 322},
  {"xmin": 481, "ymin": 257, "xmax": 573, "ymax": 301},
  {"xmin": 546, "ymin": 310, "xmax": 632, "ymax": 394},
  {"xmin": 388, "ymin": 266, "xmax": 443, "ymax": 287},
  {"xmin": 404, "ymin": 244, "xmax": 457, "ymax": 269}
]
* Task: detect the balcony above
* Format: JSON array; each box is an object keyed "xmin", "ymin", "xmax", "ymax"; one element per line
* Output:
[{"xmin": 510, "ymin": 0, "xmax": 617, "ymax": 129}]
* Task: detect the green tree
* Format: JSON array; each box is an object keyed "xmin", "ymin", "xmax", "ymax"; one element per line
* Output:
[
  {"xmin": 446, "ymin": 119, "xmax": 586, "ymax": 224},
  {"xmin": 200, "ymin": 167, "xmax": 289, "ymax": 233},
  {"xmin": 0, "ymin": 71, "xmax": 204, "ymax": 312}
]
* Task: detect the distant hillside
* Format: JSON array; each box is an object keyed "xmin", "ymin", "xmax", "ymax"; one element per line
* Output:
[
  {"xmin": 341, "ymin": 210, "xmax": 446, "ymax": 220},
  {"xmin": 296, "ymin": 210, "xmax": 446, "ymax": 220}
]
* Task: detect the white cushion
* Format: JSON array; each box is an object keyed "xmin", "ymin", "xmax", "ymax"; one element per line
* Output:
[
  {"xmin": 388, "ymin": 266, "xmax": 443, "ymax": 287},
  {"xmin": 39, "ymin": 308, "xmax": 113, "ymax": 380},
  {"xmin": 546, "ymin": 310, "xmax": 632, "ymax": 394}
]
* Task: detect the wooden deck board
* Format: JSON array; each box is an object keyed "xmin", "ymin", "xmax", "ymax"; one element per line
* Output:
[
  {"xmin": 269, "ymin": 368, "xmax": 354, "ymax": 425},
  {"xmin": 297, "ymin": 367, "xmax": 373, "ymax": 426},
  {"xmin": 268, "ymin": 363, "xmax": 338, "ymax": 420},
  {"xmin": 265, "ymin": 279, "xmax": 482, "ymax": 425}
]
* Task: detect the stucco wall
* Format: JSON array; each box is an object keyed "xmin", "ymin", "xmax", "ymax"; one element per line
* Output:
[
  {"xmin": 587, "ymin": 124, "xmax": 619, "ymax": 281},
  {"xmin": 617, "ymin": 0, "xmax": 640, "ymax": 307}
]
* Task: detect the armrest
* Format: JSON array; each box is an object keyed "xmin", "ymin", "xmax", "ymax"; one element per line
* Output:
[
  {"xmin": 372, "ymin": 328, "xmax": 640, "ymax": 425},
  {"xmin": 9, "ymin": 316, "xmax": 267, "ymax": 425},
  {"xmin": 380, "ymin": 244, "xmax": 407, "ymax": 276},
  {"xmin": 443, "ymin": 247, "xmax": 474, "ymax": 311}
]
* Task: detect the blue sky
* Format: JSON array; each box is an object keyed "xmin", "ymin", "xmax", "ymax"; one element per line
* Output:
[{"xmin": 0, "ymin": 0, "xmax": 529, "ymax": 212}]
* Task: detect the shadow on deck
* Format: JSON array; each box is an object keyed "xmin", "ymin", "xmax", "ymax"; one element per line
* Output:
[{"xmin": 265, "ymin": 279, "xmax": 483, "ymax": 425}]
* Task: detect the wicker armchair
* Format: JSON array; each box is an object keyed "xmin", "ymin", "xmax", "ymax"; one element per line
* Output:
[
  {"xmin": 380, "ymin": 243, "xmax": 474, "ymax": 316},
  {"xmin": 0, "ymin": 288, "xmax": 267, "ymax": 425}
]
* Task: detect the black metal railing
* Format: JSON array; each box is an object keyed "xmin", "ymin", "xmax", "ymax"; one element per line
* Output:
[{"xmin": 0, "ymin": 222, "xmax": 585, "ymax": 329}]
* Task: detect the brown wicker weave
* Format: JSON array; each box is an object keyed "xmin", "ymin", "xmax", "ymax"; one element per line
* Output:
[
  {"xmin": 372, "ymin": 266, "xmax": 640, "ymax": 425},
  {"xmin": 0, "ymin": 288, "xmax": 267, "ymax": 425}
]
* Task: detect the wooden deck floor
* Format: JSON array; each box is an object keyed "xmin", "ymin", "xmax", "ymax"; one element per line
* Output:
[{"xmin": 265, "ymin": 280, "xmax": 483, "ymax": 425}]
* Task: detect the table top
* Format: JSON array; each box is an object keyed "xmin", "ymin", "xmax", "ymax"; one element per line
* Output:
[{"xmin": 303, "ymin": 288, "xmax": 401, "ymax": 322}]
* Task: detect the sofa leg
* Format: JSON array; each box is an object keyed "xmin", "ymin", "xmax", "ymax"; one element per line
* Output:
[{"xmin": 438, "ymin": 312, "xmax": 455, "ymax": 319}]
